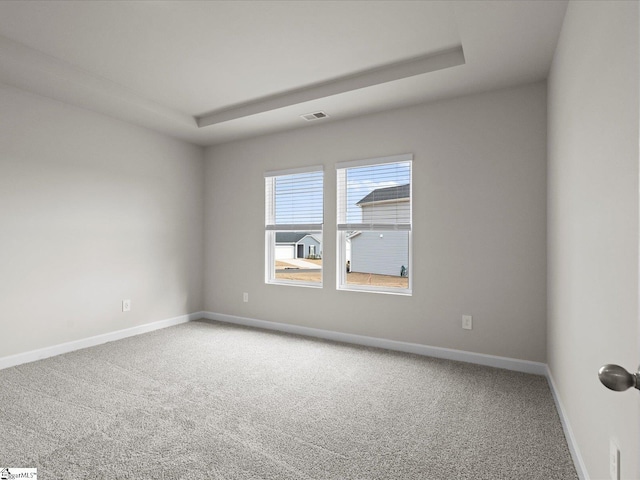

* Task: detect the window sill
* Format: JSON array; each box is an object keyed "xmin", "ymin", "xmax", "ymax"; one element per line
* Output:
[
  {"xmin": 337, "ymin": 285, "xmax": 412, "ymax": 296},
  {"xmin": 266, "ymin": 280, "xmax": 323, "ymax": 289}
]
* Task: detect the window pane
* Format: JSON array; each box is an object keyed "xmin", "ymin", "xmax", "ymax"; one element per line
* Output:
[
  {"xmin": 274, "ymin": 171, "xmax": 323, "ymax": 226},
  {"xmin": 337, "ymin": 156, "xmax": 412, "ymax": 294},
  {"xmin": 273, "ymin": 231, "xmax": 322, "ymax": 284},
  {"xmin": 345, "ymin": 230, "xmax": 409, "ymax": 289},
  {"xmin": 266, "ymin": 168, "xmax": 323, "ymax": 287},
  {"xmin": 344, "ymin": 161, "xmax": 411, "ymax": 226}
]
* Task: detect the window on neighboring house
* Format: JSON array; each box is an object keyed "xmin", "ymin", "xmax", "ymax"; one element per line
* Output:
[
  {"xmin": 336, "ymin": 154, "xmax": 412, "ymax": 295},
  {"xmin": 265, "ymin": 166, "xmax": 323, "ymax": 287}
]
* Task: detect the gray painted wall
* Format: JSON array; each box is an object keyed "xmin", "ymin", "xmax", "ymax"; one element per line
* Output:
[
  {"xmin": 547, "ymin": 2, "xmax": 639, "ymax": 478},
  {"xmin": 204, "ymin": 82, "xmax": 547, "ymax": 362},
  {"xmin": 0, "ymin": 85, "xmax": 205, "ymax": 358}
]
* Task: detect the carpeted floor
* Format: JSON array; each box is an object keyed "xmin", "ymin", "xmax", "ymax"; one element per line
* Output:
[{"xmin": 0, "ymin": 319, "xmax": 577, "ymax": 479}]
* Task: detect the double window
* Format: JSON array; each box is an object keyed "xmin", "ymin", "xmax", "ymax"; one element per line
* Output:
[
  {"xmin": 265, "ymin": 154, "xmax": 412, "ymax": 295},
  {"xmin": 264, "ymin": 166, "xmax": 324, "ymax": 287}
]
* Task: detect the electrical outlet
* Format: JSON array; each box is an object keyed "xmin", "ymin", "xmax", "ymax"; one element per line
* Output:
[
  {"xmin": 610, "ymin": 439, "xmax": 619, "ymax": 480},
  {"xmin": 462, "ymin": 315, "xmax": 472, "ymax": 330},
  {"xmin": 243, "ymin": 292, "xmax": 249, "ymax": 303},
  {"xmin": 122, "ymin": 299, "xmax": 131, "ymax": 312}
]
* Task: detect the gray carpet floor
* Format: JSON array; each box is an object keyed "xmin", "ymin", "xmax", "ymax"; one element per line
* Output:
[{"xmin": 0, "ymin": 319, "xmax": 577, "ymax": 479}]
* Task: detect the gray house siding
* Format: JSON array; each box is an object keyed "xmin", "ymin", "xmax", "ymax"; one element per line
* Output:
[
  {"xmin": 275, "ymin": 232, "xmax": 321, "ymax": 259},
  {"xmin": 350, "ymin": 231, "xmax": 408, "ymax": 276},
  {"xmin": 350, "ymin": 190, "xmax": 410, "ymax": 276},
  {"xmin": 361, "ymin": 200, "xmax": 410, "ymax": 224},
  {"xmin": 297, "ymin": 235, "xmax": 321, "ymax": 258}
]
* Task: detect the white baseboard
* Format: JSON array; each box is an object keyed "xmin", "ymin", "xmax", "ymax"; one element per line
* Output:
[
  {"xmin": 202, "ymin": 311, "xmax": 547, "ymax": 376},
  {"xmin": 546, "ymin": 367, "xmax": 589, "ymax": 480},
  {"xmin": 0, "ymin": 311, "xmax": 204, "ymax": 370}
]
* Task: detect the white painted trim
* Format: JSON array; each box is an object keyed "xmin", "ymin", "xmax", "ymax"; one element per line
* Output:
[
  {"xmin": 335, "ymin": 153, "xmax": 413, "ymax": 170},
  {"xmin": 266, "ymin": 224, "xmax": 323, "ymax": 231},
  {"xmin": 264, "ymin": 164, "xmax": 324, "ymax": 177},
  {"xmin": 202, "ymin": 311, "xmax": 547, "ymax": 375},
  {"xmin": 545, "ymin": 367, "xmax": 589, "ymax": 480},
  {"xmin": 0, "ymin": 312, "xmax": 204, "ymax": 370},
  {"xmin": 197, "ymin": 47, "xmax": 464, "ymax": 127}
]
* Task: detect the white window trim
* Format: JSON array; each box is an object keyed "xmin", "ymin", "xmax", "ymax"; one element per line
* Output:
[
  {"xmin": 336, "ymin": 154, "xmax": 412, "ymax": 295},
  {"xmin": 335, "ymin": 153, "xmax": 412, "ymax": 170},
  {"xmin": 265, "ymin": 166, "xmax": 324, "ymax": 288}
]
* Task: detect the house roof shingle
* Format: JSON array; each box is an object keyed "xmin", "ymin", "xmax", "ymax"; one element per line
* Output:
[
  {"xmin": 356, "ymin": 184, "xmax": 410, "ymax": 205},
  {"xmin": 275, "ymin": 232, "xmax": 309, "ymax": 243}
]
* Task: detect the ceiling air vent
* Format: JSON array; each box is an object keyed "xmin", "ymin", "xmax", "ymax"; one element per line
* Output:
[{"xmin": 300, "ymin": 111, "xmax": 329, "ymax": 121}]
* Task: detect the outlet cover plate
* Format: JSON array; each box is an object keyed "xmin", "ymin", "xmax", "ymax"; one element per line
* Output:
[
  {"xmin": 462, "ymin": 315, "xmax": 472, "ymax": 330},
  {"xmin": 122, "ymin": 299, "xmax": 131, "ymax": 312}
]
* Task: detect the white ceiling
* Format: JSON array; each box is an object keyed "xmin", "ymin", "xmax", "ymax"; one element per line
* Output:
[{"xmin": 0, "ymin": 0, "xmax": 568, "ymax": 146}]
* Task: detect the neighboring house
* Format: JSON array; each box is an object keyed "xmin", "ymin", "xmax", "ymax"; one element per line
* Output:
[
  {"xmin": 357, "ymin": 183, "xmax": 410, "ymax": 224},
  {"xmin": 275, "ymin": 232, "xmax": 321, "ymax": 260},
  {"xmin": 350, "ymin": 184, "xmax": 409, "ymax": 276}
]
